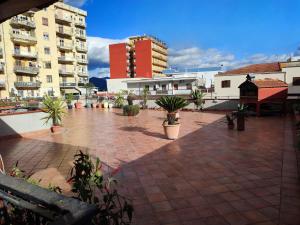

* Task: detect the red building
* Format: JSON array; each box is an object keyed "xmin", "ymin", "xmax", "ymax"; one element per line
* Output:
[
  {"xmin": 134, "ymin": 39, "xmax": 153, "ymax": 78},
  {"xmin": 109, "ymin": 35, "xmax": 168, "ymax": 79},
  {"xmin": 109, "ymin": 43, "xmax": 131, "ymax": 79}
]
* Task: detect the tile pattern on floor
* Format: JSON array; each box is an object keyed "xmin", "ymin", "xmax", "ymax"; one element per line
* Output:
[{"xmin": 0, "ymin": 109, "xmax": 299, "ymax": 225}]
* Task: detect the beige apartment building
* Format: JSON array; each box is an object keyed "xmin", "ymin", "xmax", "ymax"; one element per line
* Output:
[{"xmin": 0, "ymin": 1, "xmax": 88, "ymax": 99}]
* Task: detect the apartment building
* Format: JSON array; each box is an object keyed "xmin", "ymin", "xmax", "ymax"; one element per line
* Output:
[
  {"xmin": 109, "ymin": 35, "xmax": 168, "ymax": 79},
  {"xmin": 0, "ymin": 1, "xmax": 88, "ymax": 99}
]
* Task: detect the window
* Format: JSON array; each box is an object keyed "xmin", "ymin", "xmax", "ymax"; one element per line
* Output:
[
  {"xmin": 162, "ymin": 84, "xmax": 167, "ymax": 91},
  {"xmin": 17, "ymin": 76, "xmax": 23, "ymax": 82},
  {"xmin": 42, "ymin": 17, "xmax": 48, "ymax": 26},
  {"xmin": 30, "ymin": 77, "xmax": 33, "ymax": 82},
  {"xmin": 174, "ymin": 84, "xmax": 178, "ymax": 90},
  {"xmin": 47, "ymin": 88, "xmax": 54, "ymax": 96},
  {"xmin": 144, "ymin": 85, "xmax": 149, "ymax": 90},
  {"xmin": 43, "ymin": 32, "xmax": 49, "ymax": 40},
  {"xmin": 44, "ymin": 47, "xmax": 50, "ymax": 55},
  {"xmin": 293, "ymin": 77, "xmax": 300, "ymax": 86},
  {"xmin": 44, "ymin": 61, "xmax": 51, "ymax": 69},
  {"xmin": 221, "ymin": 80, "xmax": 231, "ymax": 88},
  {"xmin": 186, "ymin": 83, "xmax": 192, "ymax": 90},
  {"xmin": 46, "ymin": 75, "xmax": 52, "ymax": 83}
]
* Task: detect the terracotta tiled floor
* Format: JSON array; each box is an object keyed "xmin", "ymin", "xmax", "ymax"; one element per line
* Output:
[{"xmin": 0, "ymin": 109, "xmax": 300, "ymax": 225}]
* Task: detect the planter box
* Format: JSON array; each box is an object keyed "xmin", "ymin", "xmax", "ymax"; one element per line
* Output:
[{"xmin": 0, "ymin": 111, "xmax": 51, "ymax": 138}]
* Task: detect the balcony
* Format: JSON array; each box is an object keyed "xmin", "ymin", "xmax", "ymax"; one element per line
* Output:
[
  {"xmin": 75, "ymin": 32, "xmax": 86, "ymax": 40},
  {"xmin": 76, "ymin": 45, "xmax": 88, "ymax": 53},
  {"xmin": 77, "ymin": 71, "xmax": 88, "ymax": 77},
  {"xmin": 14, "ymin": 66, "xmax": 39, "ymax": 75},
  {"xmin": 0, "ymin": 80, "xmax": 5, "ymax": 89},
  {"xmin": 12, "ymin": 50, "xmax": 37, "ymax": 59},
  {"xmin": 77, "ymin": 58, "xmax": 88, "ymax": 64},
  {"xmin": 55, "ymin": 14, "xmax": 72, "ymax": 24},
  {"xmin": 75, "ymin": 21, "xmax": 86, "ymax": 27},
  {"xmin": 57, "ymin": 43, "xmax": 73, "ymax": 51},
  {"xmin": 60, "ymin": 82, "xmax": 76, "ymax": 88},
  {"xmin": 10, "ymin": 17, "xmax": 35, "ymax": 29},
  {"xmin": 58, "ymin": 56, "xmax": 74, "ymax": 63},
  {"xmin": 10, "ymin": 32, "xmax": 37, "ymax": 44},
  {"xmin": 56, "ymin": 28, "xmax": 72, "ymax": 37},
  {"xmin": 152, "ymin": 46, "xmax": 168, "ymax": 56},
  {"xmin": 14, "ymin": 81, "xmax": 41, "ymax": 89},
  {"xmin": 59, "ymin": 69, "xmax": 74, "ymax": 76}
]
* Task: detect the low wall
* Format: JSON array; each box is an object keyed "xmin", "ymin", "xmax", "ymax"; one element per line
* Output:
[
  {"xmin": 133, "ymin": 99, "xmax": 239, "ymax": 111},
  {"xmin": 0, "ymin": 111, "xmax": 51, "ymax": 138}
]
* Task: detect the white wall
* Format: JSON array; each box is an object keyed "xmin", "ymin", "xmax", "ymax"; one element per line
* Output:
[
  {"xmin": 214, "ymin": 72, "xmax": 285, "ymax": 99},
  {"xmin": 107, "ymin": 79, "xmax": 128, "ymax": 93},
  {"xmin": 282, "ymin": 66, "xmax": 300, "ymax": 96}
]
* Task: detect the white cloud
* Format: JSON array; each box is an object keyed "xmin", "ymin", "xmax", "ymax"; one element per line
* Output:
[
  {"xmin": 169, "ymin": 47, "xmax": 290, "ymax": 69},
  {"xmin": 64, "ymin": 0, "xmax": 87, "ymax": 7},
  {"xmin": 87, "ymin": 36, "xmax": 128, "ymax": 68},
  {"xmin": 89, "ymin": 68, "xmax": 110, "ymax": 78}
]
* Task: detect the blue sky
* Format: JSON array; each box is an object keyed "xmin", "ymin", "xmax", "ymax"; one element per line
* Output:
[{"xmin": 66, "ymin": 0, "xmax": 300, "ymax": 77}]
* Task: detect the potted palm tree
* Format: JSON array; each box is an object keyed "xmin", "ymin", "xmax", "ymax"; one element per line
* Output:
[
  {"xmin": 236, "ymin": 104, "xmax": 247, "ymax": 131},
  {"xmin": 191, "ymin": 89, "xmax": 205, "ymax": 111},
  {"xmin": 42, "ymin": 95, "xmax": 66, "ymax": 133},
  {"xmin": 65, "ymin": 93, "xmax": 74, "ymax": 109},
  {"xmin": 156, "ymin": 96, "xmax": 189, "ymax": 139}
]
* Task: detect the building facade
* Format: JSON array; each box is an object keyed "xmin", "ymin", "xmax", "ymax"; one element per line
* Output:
[
  {"xmin": 214, "ymin": 61, "xmax": 300, "ymax": 100},
  {"xmin": 0, "ymin": 1, "xmax": 88, "ymax": 99},
  {"xmin": 109, "ymin": 35, "xmax": 168, "ymax": 79}
]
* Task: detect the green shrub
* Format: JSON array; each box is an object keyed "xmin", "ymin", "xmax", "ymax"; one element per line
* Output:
[{"xmin": 123, "ymin": 105, "xmax": 140, "ymax": 116}]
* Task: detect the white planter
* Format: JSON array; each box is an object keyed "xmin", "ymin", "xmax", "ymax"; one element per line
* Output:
[
  {"xmin": 103, "ymin": 102, "xmax": 109, "ymax": 108},
  {"xmin": 163, "ymin": 123, "xmax": 180, "ymax": 140},
  {"xmin": 108, "ymin": 103, "xmax": 114, "ymax": 108}
]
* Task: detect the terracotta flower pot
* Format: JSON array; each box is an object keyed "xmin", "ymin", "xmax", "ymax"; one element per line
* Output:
[
  {"xmin": 92, "ymin": 103, "xmax": 98, "ymax": 108},
  {"xmin": 75, "ymin": 102, "xmax": 82, "ymax": 109},
  {"xmin": 163, "ymin": 123, "xmax": 180, "ymax": 140},
  {"xmin": 51, "ymin": 125, "xmax": 61, "ymax": 133}
]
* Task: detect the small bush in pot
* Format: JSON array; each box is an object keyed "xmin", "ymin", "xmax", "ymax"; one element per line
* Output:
[
  {"xmin": 191, "ymin": 89, "xmax": 205, "ymax": 111},
  {"xmin": 123, "ymin": 105, "xmax": 140, "ymax": 116},
  {"xmin": 226, "ymin": 114, "xmax": 235, "ymax": 130},
  {"xmin": 236, "ymin": 104, "xmax": 247, "ymax": 131},
  {"xmin": 42, "ymin": 95, "xmax": 66, "ymax": 133},
  {"xmin": 65, "ymin": 93, "xmax": 74, "ymax": 109},
  {"xmin": 114, "ymin": 91, "xmax": 125, "ymax": 108},
  {"xmin": 155, "ymin": 96, "xmax": 189, "ymax": 139}
]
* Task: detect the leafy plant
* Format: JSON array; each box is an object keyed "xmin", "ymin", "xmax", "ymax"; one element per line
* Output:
[
  {"xmin": 191, "ymin": 89, "xmax": 205, "ymax": 110},
  {"xmin": 42, "ymin": 95, "xmax": 66, "ymax": 126},
  {"xmin": 237, "ymin": 104, "xmax": 247, "ymax": 113},
  {"xmin": 65, "ymin": 93, "xmax": 74, "ymax": 105},
  {"xmin": 68, "ymin": 151, "xmax": 133, "ymax": 225},
  {"xmin": 123, "ymin": 105, "xmax": 140, "ymax": 116},
  {"xmin": 141, "ymin": 88, "xmax": 150, "ymax": 109},
  {"xmin": 155, "ymin": 96, "xmax": 189, "ymax": 125},
  {"xmin": 114, "ymin": 92, "xmax": 125, "ymax": 108},
  {"xmin": 226, "ymin": 114, "xmax": 235, "ymax": 125}
]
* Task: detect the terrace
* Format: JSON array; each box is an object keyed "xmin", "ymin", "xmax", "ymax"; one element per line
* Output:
[{"xmin": 0, "ymin": 109, "xmax": 299, "ymax": 225}]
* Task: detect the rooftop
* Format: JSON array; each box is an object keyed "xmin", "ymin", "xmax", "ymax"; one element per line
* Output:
[
  {"xmin": 163, "ymin": 66, "xmax": 223, "ymax": 74},
  {"xmin": 218, "ymin": 62, "xmax": 281, "ymax": 76},
  {"xmin": 253, "ymin": 78, "xmax": 288, "ymax": 88}
]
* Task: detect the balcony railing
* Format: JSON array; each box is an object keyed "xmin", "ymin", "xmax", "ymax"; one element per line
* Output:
[
  {"xmin": 76, "ymin": 45, "xmax": 88, "ymax": 52},
  {"xmin": 55, "ymin": 14, "xmax": 72, "ymax": 23},
  {"xmin": 60, "ymin": 82, "xmax": 76, "ymax": 88},
  {"xmin": 0, "ymin": 80, "xmax": 5, "ymax": 88},
  {"xmin": 75, "ymin": 21, "xmax": 86, "ymax": 27},
  {"xmin": 14, "ymin": 81, "xmax": 41, "ymax": 89},
  {"xmin": 75, "ymin": 32, "xmax": 86, "ymax": 40},
  {"xmin": 14, "ymin": 66, "xmax": 39, "ymax": 75},
  {"xmin": 10, "ymin": 32, "xmax": 37, "ymax": 44},
  {"xmin": 13, "ymin": 50, "xmax": 37, "ymax": 59},
  {"xmin": 77, "ymin": 58, "xmax": 88, "ymax": 64},
  {"xmin": 78, "ymin": 71, "xmax": 88, "ymax": 77},
  {"xmin": 58, "ymin": 56, "xmax": 74, "ymax": 63},
  {"xmin": 59, "ymin": 69, "xmax": 74, "ymax": 76},
  {"xmin": 57, "ymin": 43, "xmax": 73, "ymax": 51},
  {"xmin": 56, "ymin": 28, "xmax": 72, "ymax": 37},
  {"xmin": 10, "ymin": 17, "xmax": 35, "ymax": 28}
]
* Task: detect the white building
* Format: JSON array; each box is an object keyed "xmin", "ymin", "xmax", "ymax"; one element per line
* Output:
[
  {"xmin": 107, "ymin": 76, "xmax": 205, "ymax": 95},
  {"xmin": 214, "ymin": 60, "xmax": 300, "ymax": 100},
  {"xmin": 162, "ymin": 66, "xmax": 223, "ymax": 88}
]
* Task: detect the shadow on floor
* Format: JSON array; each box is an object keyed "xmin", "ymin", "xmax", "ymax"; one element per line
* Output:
[{"xmin": 120, "ymin": 126, "xmax": 167, "ymax": 139}]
